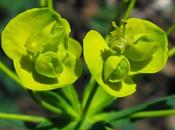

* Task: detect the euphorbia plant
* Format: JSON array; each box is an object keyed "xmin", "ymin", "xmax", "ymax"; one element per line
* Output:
[
  {"xmin": 1, "ymin": 8, "xmax": 82, "ymax": 90},
  {"xmin": 0, "ymin": 0, "xmax": 175, "ymax": 130},
  {"xmin": 84, "ymin": 18, "xmax": 168, "ymax": 97}
]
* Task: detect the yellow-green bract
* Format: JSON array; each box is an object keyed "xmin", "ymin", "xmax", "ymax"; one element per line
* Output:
[
  {"xmin": 1, "ymin": 8, "xmax": 82, "ymax": 90},
  {"xmin": 83, "ymin": 18, "xmax": 168, "ymax": 97}
]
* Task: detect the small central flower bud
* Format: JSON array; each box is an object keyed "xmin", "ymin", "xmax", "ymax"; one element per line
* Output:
[
  {"xmin": 108, "ymin": 29, "xmax": 126, "ymax": 54},
  {"xmin": 103, "ymin": 55, "xmax": 129, "ymax": 83},
  {"xmin": 34, "ymin": 51, "xmax": 63, "ymax": 78},
  {"xmin": 25, "ymin": 37, "xmax": 43, "ymax": 55}
]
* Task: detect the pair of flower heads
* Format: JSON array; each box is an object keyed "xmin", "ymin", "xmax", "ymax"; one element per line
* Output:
[{"xmin": 1, "ymin": 8, "xmax": 168, "ymax": 97}]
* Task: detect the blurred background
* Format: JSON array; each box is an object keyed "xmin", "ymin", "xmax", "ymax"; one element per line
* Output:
[{"xmin": 0, "ymin": 0, "xmax": 175, "ymax": 130}]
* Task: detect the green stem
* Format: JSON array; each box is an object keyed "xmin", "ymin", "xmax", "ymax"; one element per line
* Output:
[
  {"xmin": 168, "ymin": 47, "xmax": 175, "ymax": 57},
  {"xmin": 113, "ymin": 0, "xmax": 126, "ymax": 26},
  {"xmin": 28, "ymin": 90, "xmax": 62, "ymax": 115},
  {"xmin": 39, "ymin": 100, "xmax": 62, "ymax": 114},
  {"xmin": 82, "ymin": 77, "xmax": 97, "ymax": 108},
  {"xmin": 167, "ymin": 22, "xmax": 175, "ymax": 36},
  {"xmin": 39, "ymin": 0, "xmax": 53, "ymax": 10},
  {"xmin": 0, "ymin": 112, "xmax": 48, "ymax": 123},
  {"xmin": 39, "ymin": 0, "xmax": 47, "ymax": 7},
  {"xmin": 92, "ymin": 109, "xmax": 175, "ymax": 123},
  {"xmin": 61, "ymin": 85, "xmax": 81, "ymax": 114},
  {"xmin": 48, "ymin": 0, "xmax": 53, "ymax": 10},
  {"xmin": 123, "ymin": 0, "xmax": 136, "ymax": 20},
  {"xmin": 82, "ymin": 85, "xmax": 98, "ymax": 117},
  {"xmin": 0, "ymin": 61, "xmax": 63, "ymax": 116},
  {"xmin": 48, "ymin": 91, "xmax": 79, "ymax": 118},
  {"xmin": 70, "ymin": 86, "xmax": 81, "ymax": 114},
  {"xmin": 0, "ymin": 61, "xmax": 21, "ymax": 85},
  {"xmin": 77, "ymin": 86, "xmax": 115, "ymax": 130},
  {"xmin": 74, "ymin": 78, "xmax": 97, "ymax": 130},
  {"xmin": 131, "ymin": 109, "xmax": 175, "ymax": 118}
]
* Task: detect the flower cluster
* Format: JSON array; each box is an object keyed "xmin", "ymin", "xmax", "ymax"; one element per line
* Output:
[
  {"xmin": 1, "ymin": 8, "xmax": 168, "ymax": 97},
  {"xmin": 2, "ymin": 8, "xmax": 82, "ymax": 90},
  {"xmin": 83, "ymin": 18, "xmax": 168, "ymax": 97}
]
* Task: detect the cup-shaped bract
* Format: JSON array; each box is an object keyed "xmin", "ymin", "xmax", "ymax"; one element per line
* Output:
[
  {"xmin": 1, "ymin": 8, "xmax": 82, "ymax": 90},
  {"xmin": 83, "ymin": 30, "xmax": 136, "ymax": 97},
  {"xmin": 83, "ymin": 18, "xmax": 168, "ymax": 97},
  {"xmin": 121, "ymin": 18, "xmax": 168, "ymax": 74}
]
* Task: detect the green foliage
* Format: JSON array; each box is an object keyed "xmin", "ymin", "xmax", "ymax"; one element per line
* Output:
[
  {"xmin": 1, "ymin": 8, "xmax": 82, "ymax": 91},
  {"xmin": 0, "ymin": 1, "xmax": 172, "ymax": 130},
  {"xmin": 92, "ymin": 95, "xmax": 175, "ymax": 129},
  {"xmin": 83, "ymin": 18, "xmax": 168, "ymax": 97}
]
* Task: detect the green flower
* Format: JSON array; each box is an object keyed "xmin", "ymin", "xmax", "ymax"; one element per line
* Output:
[
  {"xmin": 83, "ymin": 18, "xmax": 168, "ymax": 97},
  {"xmin": 1, "ymin": 8, "xmax": 82, "ymax": 90}
]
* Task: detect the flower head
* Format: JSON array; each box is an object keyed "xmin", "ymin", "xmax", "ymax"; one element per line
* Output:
[
  {"xmin": 2, "ymin": 8, "xmax": 82, "ymax": 90},
  {"xmin": 83, "ymin": 18, "xmax": 168, "ymax": 97}
]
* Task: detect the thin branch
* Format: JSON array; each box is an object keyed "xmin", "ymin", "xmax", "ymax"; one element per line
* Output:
[
  {"xmin": 168, "ymin": 47, "xmax": 175, "ymax": 57},
  {"xmin": 123, "ymin": 0, "xmax": 136, "ymax": 20},
  {"xmin": 39, "ymin": 0, "xmax": 47, "ymax": 7},
  {"xmin": 0, "ymin": 61, "xmax": 21, "ymax": 85},
  {"xmin": 131, "ymin": 109, "xmax": 175, "ymax": 118},
  {"xmin": 0, "ymin": 112, "xmax": 48, "ymax": 123},
  {"xmin": 28, "ymin": 90, "xmax": 63, "ymax": 115},
  {"xmin": 167, "ymin": 22, "xmax": 175, "ymax": 36},
  {"xmin": 48, "ymin": 0, "xmax": 53, "ymax": 10}
]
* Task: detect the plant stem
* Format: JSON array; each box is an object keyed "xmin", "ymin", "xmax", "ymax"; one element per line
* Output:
[
  {"xmin": 113, "ymin": 0, "xmax": 126, "ymax": 26},
  {"xmin": 74, "ymin": 78, "xmax": 97, "ymax": 130},
  {"xmin": 39, "ymin": 0, "xmax": 47, "ymax": 7},
  {"xmin": 39, "ymin": 0, "xmax": 53, "ymax": 10},
  {"xmin": 47, "ymin": 91, "xmax": 79, "ymax": 118},
  {"xmin": 167, "ymin": 22, "xmax": 175, "ymax": 36},
  {"xmin": 0, "ymin": 112, "xmax": 48, "ymax": 123},
  {"xmin": 168, "ymin": 47, "xmax": 175, "ymax": 57},
  {"xmin": 83, "ymin": 85, "xmax": 98, "ymax": 117},
  {"xmin": 131, "ymin": 109, "xmax": 175, "ymax": 118},
  {"xmin": 123, "ymin": 0, "xmax": 136, "ymax": 20},
  {"xmin": 0, "ymin": 61, "xmax": 21, "ymax": 85},
  {"xmin": 92, "ymin": 109, "xmax": 175, "ymax": 123},
  {"xmin": 82, "ymin": 77, "xmax": 97, "ymax": 108},
  {"xmin": 48, "ymin": 0, "xmax": 53, "ymax": 10},
  {"xmin": 28, "ymin": 90, "xmax": 62, "ymax": 115},
  {"xmin": 61, "ymin": 85, "xmax": 81, "ymax": 114},
  {"xmin": 0, "ymin": 61, "xmax": 63, "ymax": 116},
  {"xmin": 40, "ymin": 100, "xmax": 63, "ymax": 114}
]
